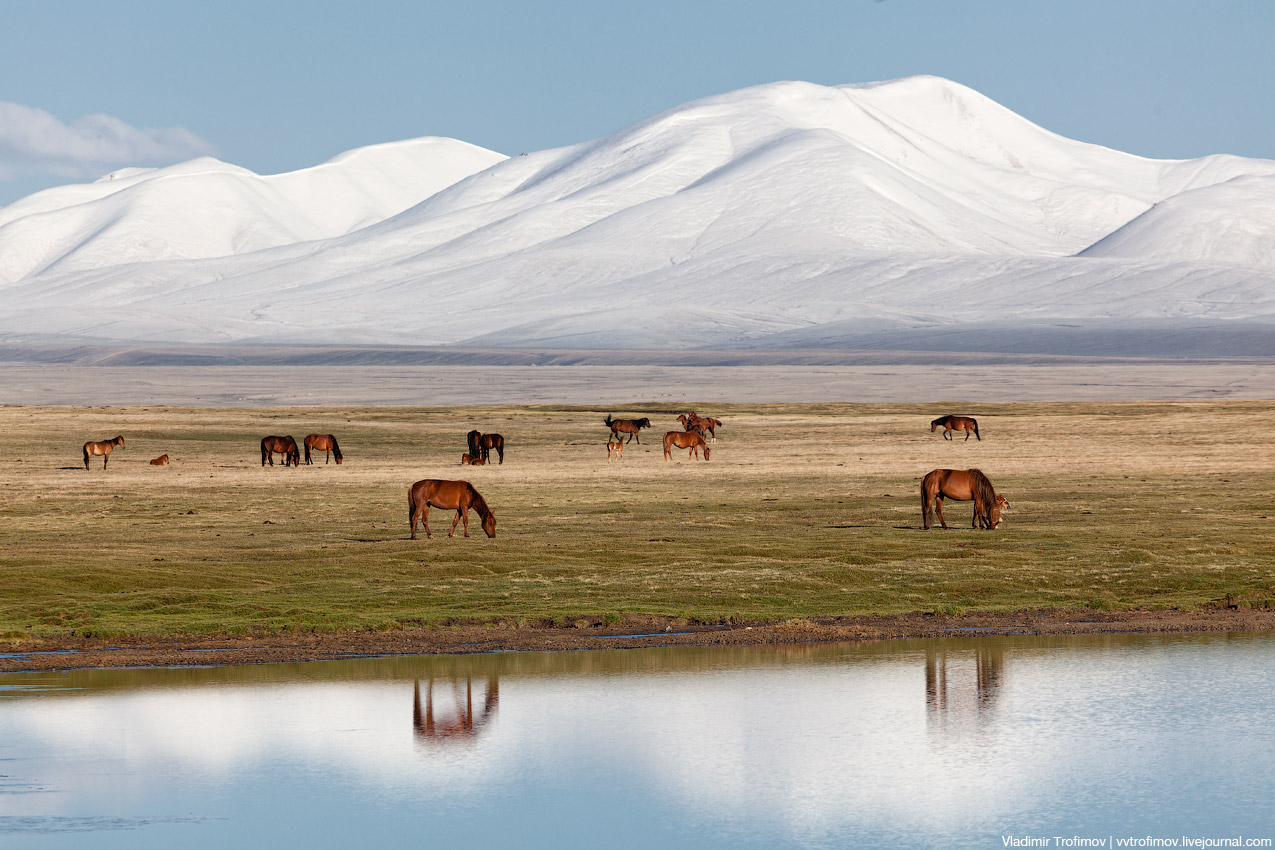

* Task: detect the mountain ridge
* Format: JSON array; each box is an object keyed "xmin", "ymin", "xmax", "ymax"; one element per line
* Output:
[{"xmin": 1, "ymin": 76, "xmax": 1272, "ymax": 354}]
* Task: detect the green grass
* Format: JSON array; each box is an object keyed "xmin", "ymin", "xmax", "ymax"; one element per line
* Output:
[{"xmin": 1, "ymin": 401, "xmax": 1273, "ymax": 638}]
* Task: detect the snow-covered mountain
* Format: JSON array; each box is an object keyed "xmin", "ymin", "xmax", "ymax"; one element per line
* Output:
[
  {"xmin": 0, "ymin": 137, "xmax": 506, "ymax": 283},
  {"xmin": 1, "ymin": 76, "xmax": 1273, "ymax": 353}
]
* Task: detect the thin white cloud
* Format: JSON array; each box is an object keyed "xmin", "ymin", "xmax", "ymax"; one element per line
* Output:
[{"xmin": 0, "ymin": 102, "xmax": 217, "ymax": 180}]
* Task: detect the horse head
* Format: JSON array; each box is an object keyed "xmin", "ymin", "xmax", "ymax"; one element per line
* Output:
[
  {"xmin": 702, "ymin": 445, "xmax": 711, "ymax": 461},
  {"xmin": 481, "ymin": 512, "xmax": 496, "ymax": 538}
]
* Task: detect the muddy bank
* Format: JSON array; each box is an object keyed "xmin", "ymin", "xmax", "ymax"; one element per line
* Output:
[{"xmin": 3, "ymin": 608, "xmax": 1272, "ymax": 672}]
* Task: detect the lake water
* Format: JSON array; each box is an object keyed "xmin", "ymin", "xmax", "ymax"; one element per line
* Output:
[{"xmin": 1, "ymin": 633, "xmax": 1272, "ymax": 849}]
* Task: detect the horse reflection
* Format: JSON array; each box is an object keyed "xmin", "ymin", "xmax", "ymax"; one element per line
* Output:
[
  {"xmin": 413, "ymin": 677, "xmax": 499, "ymax": 745},
  {"xmin": 925, "ymin": 646, "xmax": 1004, "ymax": 725}
]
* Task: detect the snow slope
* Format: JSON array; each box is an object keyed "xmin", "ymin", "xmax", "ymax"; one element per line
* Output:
[
  {"xmin": 1, "ymin": 76, "xmax": 1272, "ymax": 353},
  {"xmin": 0, "ymin": 138, "xmax": 505, "ymax": 283}
]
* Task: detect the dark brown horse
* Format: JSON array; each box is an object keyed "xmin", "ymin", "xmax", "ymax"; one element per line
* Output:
[
  {"xmin": 260, "ymin": 435, "xmax": 300, "ymax": 467},
  {"xmin": 931, "ymin": 415, "xmax": 981, "ymax": 441},
  {"xmin": 408, "ymin": 479, "xmax": 496, "ymax": 539},
  {"xmin": 605, "ymin": 414, "xmax": 652, "ymax": 444},
  {"xmin": 303, "ymin": 434, "xmax": 343, "ymax": 465},
  {"xmin": 83, "ymin": 436, "xmax": 124, "ymax": 469},
  {"xmin": 921, "ymin": 468, "xmax": 1008, "ymax": 530},
  {"xmin": 679, "ymin": 412, "xmax": 722, "ymax": 440},
  {"xmin": 467, "ymin": 430, "xmax": 504, "ymax": 464},
  {"xmin": 663, "ymin": 430, "xmax": 711, "ymax": 461}
]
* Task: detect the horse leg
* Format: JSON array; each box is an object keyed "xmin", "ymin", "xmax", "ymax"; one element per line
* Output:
[
  {"xmin": 409, "ymin": 498, "xmax": 420, "ymax": 539},
  {"xmin": 103, "ymin": 452, "xmax": 109, "ymax": 469},
  {"xmin": 964, "ymin": 428, "xmax": 971, "ymax": 442},
  {"xmin": 449, "ymin": 508, "xmax": 463, "ymax": 538},
  {"xmin": 935, "ymin": 497, "xmax": 948, "ymax": 529},
  {"xmin": 422, "ymin": 504, "xmax": 433, "ymax": 539},
  {"xmin": 497, "ymin": 444, "xmax": 503, "ymax": 464}
]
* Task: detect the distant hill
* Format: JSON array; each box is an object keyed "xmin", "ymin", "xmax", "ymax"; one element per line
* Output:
[{"xmin": 1, "ymin": 76, "xmax": 1272, "ymax": 354}]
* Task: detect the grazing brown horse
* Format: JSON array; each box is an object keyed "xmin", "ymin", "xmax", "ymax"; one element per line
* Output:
[
  {"xmin": 663, "ymin": 430, "xmax": 711, "ymax": 461},
  {"xmin": 83, "ymin": 436, "xmax": 124, "ymax": 469},
  {"xmin": 931, "ymin": 415, "xmax": 981, "ymax": 441},
  {"xmin": 921, "ymin": 468, "xmax": 1008, "ymax": 530},
  {"xmin": 605, "ymin": 414, "xmax": 652, "ymax": 444},
  {"xmin": 303, "ymin": 434, "xmax": 343, "ymax": 465},
  {"xmin": 679, "ymin": 412, "xmax": 722, "ymax": 440},
  {"xmin": 467, "ymin": 430, "xmax": 505, "ymax": 464},
  {"xmin": 607, "ymin": 438, "xmax": 624, "ymax": 462},
  {"xmin": 461, "ymin": 453, "xmax": 485, "ymax": 466},
  {"xmin": 260, "ymin": 435, "xmax": 300, "ymax": 467},
  {"xmin": 149, "ymin": 454, "xmax": 170, "ymax": 466},
  {"xmin": 408, "ymin": 479, "xmax": 496, "ymax": 540}
]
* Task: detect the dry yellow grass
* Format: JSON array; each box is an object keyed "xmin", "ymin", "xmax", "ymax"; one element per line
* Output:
[{"xmin": 1, "ymin": 401, "xmax": 1272, "ymax": 638}]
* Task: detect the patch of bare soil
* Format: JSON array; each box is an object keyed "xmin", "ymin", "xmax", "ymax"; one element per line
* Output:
[{"xmin": 3, "ymin": 608, "xmax": 1272, "ymax": 672}]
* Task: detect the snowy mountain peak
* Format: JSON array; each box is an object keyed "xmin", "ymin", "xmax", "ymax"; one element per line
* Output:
[{"xmin": 0, "ymin": 76, "xmax": 1272, "ymax": 352}]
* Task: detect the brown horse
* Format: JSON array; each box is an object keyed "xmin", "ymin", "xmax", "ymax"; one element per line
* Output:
[
  {"xmin": 149, "ymin": 454, "xmax": 170, "ymax": 466},
  {"xmin": 83, "ymin": 436, "xmax": 124, "ymax": 469},
  {"xmin": 260, "ymin": 435, "xmax": 300, "ymax": 467},
  {"xmin": 663, "ymin": 430, "xmax": 711, "ymax": 461},
  {"xmin": 921, "ymin": 468, "xmax": 1008, "ymax": 530},
  {"xmin": 931, "ymin": 415, "xmax": 981, "ymax": 441},
  {"xmin": 467, "ymin": 430, "xmax": 505, "ymax": 464},
  {"xmin": 303, "ymin": 434, "xmax": 343, "ymax": 465},
  {"xmin": 607, "ymin": 438, "xmax": 624, "ymax": 462},
  {"xmin": 679, "ymin": 412, "xmax": 722, "ymax": 440},
  {"xmin": 408, "ymin": 479, "xmax": 496, "ymax": 539},
  {"xmin": 461, "ymin": 453, "xmax": 485, "ymax": 466},
  {"xmin": 605, "ymin": 414, "xmax": 651, "ymax": 444}
]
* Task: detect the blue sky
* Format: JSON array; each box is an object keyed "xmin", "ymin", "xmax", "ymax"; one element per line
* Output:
[{"xmin": 2, "ymin": 0, "xmax": 1272, "ymax": 204}]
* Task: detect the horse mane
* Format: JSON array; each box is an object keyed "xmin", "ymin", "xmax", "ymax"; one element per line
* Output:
[
  {"xmin": 467, "ymin": 484, "xmax": 492, "ymax": 521},
  {"xmin": 329, "ymin": 435, "xmax": 342, "ymax": 461},
  {"xmin": 967, "ymin": 468, "xmax": 996, "ymax": 512}
]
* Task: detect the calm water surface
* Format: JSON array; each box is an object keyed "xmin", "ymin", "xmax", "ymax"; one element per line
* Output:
[{"xmin": 1, "ymin": 632, "xmax": 1272, "ymax": 849}]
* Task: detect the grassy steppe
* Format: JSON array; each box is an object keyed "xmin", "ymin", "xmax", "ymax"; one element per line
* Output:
[{"xmin": 1, "ymin": 401, "xmax": 1272, "ymax": 639}]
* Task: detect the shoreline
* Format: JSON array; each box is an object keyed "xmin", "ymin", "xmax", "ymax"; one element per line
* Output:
[{"xmin": 4, "ymin": 608, "xmax": 1272, "ymax": 673}]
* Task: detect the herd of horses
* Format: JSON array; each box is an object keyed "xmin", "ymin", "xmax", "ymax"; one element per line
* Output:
[
  {"xmin": 259, "ymin": 434, "xmax": 343, "ymax": 467},
  {"xmin": 78, "ymin": 408, "xmax": 1007, "ymax": 540}
]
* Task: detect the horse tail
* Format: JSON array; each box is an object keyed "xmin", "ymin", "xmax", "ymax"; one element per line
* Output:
[
  {"xmin": 330, "ymin": 436, "xmax": 342, "ymax": 463},
  {"xmin": 83, "ymin": 443, "xmax": 90, "ymax": 469},
  {"xmin": 604, "ymin": 414, "xmax": 613, "ymax": 428},
  {"xmin": 261, "ymin": 437, "xmax": 268, "ymax": 466},
  {"xmin": 303, "ymin": 437, "xmax": 312, "ymax": 464},
  {"xmin": 408, "ymin": 486, "xmax": 419, "ymax": 531},
  {"xmin": 920, "ymin": 471, "xmax": 933, "ymax": 528},
  {"xmin": 494, "ymin": 435, "xmax": 503, "ymax": 464},
  {"xmin": 972, "ymin": 419, "xmax": 981, "ymax": 441},
  {"xmin": 968, "ymin": 469, "xmax": 995, "ymax": 521}
]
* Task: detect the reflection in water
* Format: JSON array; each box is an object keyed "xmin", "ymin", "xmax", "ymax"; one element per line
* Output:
[
  {"xmin": 1, "ymin": 633, "xmax": 1273, "ymax": 849},
  {"xmin": 412, "ymin": 677, "xmax": 499, "ymax": 745},
  {"xmin": 925, "ymin": 645, "xmax": 1005, "ymax": 728}
]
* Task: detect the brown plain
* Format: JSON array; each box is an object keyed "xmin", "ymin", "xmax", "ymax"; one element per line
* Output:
[{"xmin": 1, "ymin": 401, "xmax": 1273, "ymax": 646}]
